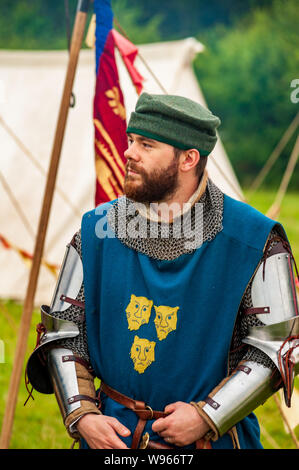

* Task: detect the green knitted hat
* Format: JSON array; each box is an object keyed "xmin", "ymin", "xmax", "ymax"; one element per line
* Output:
[{"xmin": 126, "ymin": 93, "xmax": 221, "ymax": 156}]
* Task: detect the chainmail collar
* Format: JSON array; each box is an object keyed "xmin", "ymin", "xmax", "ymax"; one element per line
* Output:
[{"xmin": 107, "ymin": 176, "xmax": 224, "ymax": 261}]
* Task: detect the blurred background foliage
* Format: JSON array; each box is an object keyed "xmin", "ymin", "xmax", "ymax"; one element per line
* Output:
[{"xmin": 0, "ymin": 0, "xmax": 298, "ymax": 189}]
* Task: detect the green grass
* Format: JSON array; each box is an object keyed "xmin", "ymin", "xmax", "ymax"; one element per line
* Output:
[
  {"xmin": 244, "ymin": 189, "xmax": 299, "ymax": 263},
  {"xmin": 0, "ymin": 189, "xmax": 299, "ymax": 449},
  {"xmin": 255, "ymin": 388, "xmax": 299, "ymax": 450},
  {"xmin": 0, "ymin": 300, "xmax": 71, "ymax": 449}
]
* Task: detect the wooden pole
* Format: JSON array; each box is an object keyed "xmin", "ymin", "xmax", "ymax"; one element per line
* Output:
[
  {"xmin": 266, "ymin": 134, "xmax": 299, "ymax": 219},
  {"xmin": 273, "ymin": 394, "xmax": 299, "ymax": 449},
  {"xmin": 0, "ymin": 0, "xmax": 90, "ymax": 449},
  {"xmin": 248, "ymin": 112, "xmax": 299, "ymax": 199}
]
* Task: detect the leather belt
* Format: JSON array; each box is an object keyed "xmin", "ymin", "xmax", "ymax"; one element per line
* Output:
[
  {"xmin": 98, "ymin": 382, "xmax": 212, "ymax": 449},
  {"xmin": 98, "ymin": 382, "xmax": 169, "ymax": 448}
]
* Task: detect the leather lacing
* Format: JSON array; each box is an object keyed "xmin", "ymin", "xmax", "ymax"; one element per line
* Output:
[
  {"xmin": 278, "ymin": 335, "xmax": 299, "ymax": 407},
  {"xmin": 24, "ymin": 322, "xmax": 46, "ymax": 406}
]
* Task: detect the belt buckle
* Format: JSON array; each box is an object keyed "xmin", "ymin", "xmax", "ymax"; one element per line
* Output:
[
  {"xmin": 145, "ymin": 405, "xmax": 154, "ymax": 419},
  {"xmin": 139, "ymin": 432, "xmax": 150, "ymax": 449}
]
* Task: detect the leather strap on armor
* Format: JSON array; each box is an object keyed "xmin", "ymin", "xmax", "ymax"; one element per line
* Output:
[
  {"xmin": 61, "ymin": 354, "xmax": 95, "ymax": 376},
  {"xmin": 67, "ymin": 394, "xmax": 99, "ymax": 407}
]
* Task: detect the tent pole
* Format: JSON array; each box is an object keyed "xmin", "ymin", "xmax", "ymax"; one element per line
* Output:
[
  {"xmin": 273, "ymin": 394, "xmax": 299, "ymax": 449},
  {"xmin": 266, "ymin": 134, "xmax": 299, "ymax": 219},
  {"xmin": 248, "ymin": 112, "xmax": 299, "ymax": 198},
  {"xmin": 0, "ymin": 0, "xmax": 90, "ymax": 449}
]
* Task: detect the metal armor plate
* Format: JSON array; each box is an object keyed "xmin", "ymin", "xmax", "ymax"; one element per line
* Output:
[
  {"xmin": 26, "ymin": 243, "xmax": 84, "ymax": 394},
  {"xmin": 251, "ymin": 252, "xmax": 298, "ymax": 324}
]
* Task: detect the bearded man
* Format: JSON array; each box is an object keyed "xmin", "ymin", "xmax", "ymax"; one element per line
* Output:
[{"xmin": 26, "ymin": 93, "xmax": 299, "ymax": 450}]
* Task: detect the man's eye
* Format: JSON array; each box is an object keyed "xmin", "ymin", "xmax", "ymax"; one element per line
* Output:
[{"xmin": 143, "ymin": 142, "xmax": 152, "ymax": 148}]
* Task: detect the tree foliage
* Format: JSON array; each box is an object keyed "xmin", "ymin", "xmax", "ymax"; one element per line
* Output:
[
  {"xmin": 0, "ymin": 0, "xmax": 163, "ymax": 49},
  {"xmin": 194, "ymin": 0, "xmax": 299, "ymax": 188},
  {"xmin": 0, "ymin": 0, "xmax": 73, "ymax": 49}
]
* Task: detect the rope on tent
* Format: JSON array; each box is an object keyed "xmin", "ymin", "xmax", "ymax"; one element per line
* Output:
[
  {"xmin": 273, "ymin": 393, "xmax": 299, "ymax": 449},
  {"xmin": 0, "ymin": 115, "xmax": 82, "ymax": 219},
  {"xmin": 85, "ymin": 14, "xmax": 168, "ymax": 95},
  {"xmin": 248, "ymin": 112, "xmax": 299, "ymax": 199},
  {"xmin": 0, "ymin": 137, "xmax": 64, "ymax": 279},
  {"xmin": 0, "ymin": 299, "xmax": 18, "ymax": 331},
  {"xmin": 258, "ymin": 422, "xmax": 281, "ymax": 449},
  {"xmin": 0, "ymin": 171, "xmax": 35, "ymax": 240},
  {"xmin": 0, "ymin": 167, "xmax": 60, "ymax": 280},
  {"xmin": 266, "ymin": 134, "xmax": 299, "ymax": 219},
  {"xmin": 113, "ymin": 18, "xmax": 169, "ymax": 95},
  {"xmin": 209, "ymin": 154, "xmax": 246, "ymax": 202},
  {"xmin": 0, "ymin": 233, "xmax": 59, "ymax": 279}
]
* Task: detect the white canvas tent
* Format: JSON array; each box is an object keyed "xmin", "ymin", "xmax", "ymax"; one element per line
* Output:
[{"xmin": 0, "ymin": 38, "xmax": 243, "ymax": 306}]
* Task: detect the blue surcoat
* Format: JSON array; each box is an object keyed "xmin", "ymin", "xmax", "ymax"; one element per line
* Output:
[{"xmin": 81, "ymin": 193, "xmax": 276, "ymax": 449}]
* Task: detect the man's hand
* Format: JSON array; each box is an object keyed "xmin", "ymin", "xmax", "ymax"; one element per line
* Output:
[
  {"xmin": 76, "ymin": 413, "xmax": 131, "ymax": 449},
  {"xmin": 152, "ymin": 401, "xmax": 210, "ymax": 447}
]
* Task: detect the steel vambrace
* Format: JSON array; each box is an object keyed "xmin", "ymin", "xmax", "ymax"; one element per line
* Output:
[
  {"xmin": 47, "ymin": 347, "xmax": 83, "ymax": 419},
  {"xmin": 199, "ymin": 361, "xmax": 278, "ymax": 437}
]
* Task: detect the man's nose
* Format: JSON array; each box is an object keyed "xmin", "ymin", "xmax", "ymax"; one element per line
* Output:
[{"xmin": 124, "ymin": 143, "xmax": 140, "ymax": 161}]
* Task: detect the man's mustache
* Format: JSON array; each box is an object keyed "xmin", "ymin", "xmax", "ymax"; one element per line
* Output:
[{"xmin": 125, "ymin": 162, "xmax": 142, "ymax": 174}]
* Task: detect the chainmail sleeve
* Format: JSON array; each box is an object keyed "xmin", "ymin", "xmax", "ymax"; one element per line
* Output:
[
  {"xmin": 50, "ymin": 230, "xmax": 90, "ymax": 363},
  {"xmin": 228, "ymin": 224, "xmax": 289, "ymax": 374}
]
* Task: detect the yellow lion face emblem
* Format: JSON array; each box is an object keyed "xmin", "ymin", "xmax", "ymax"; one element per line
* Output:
[
  {"xmin": 130, "ymin": 336, "xmax": 156, "ymax": 374},
  {"xmin": 126, "ymin": 295, "xmax": 153, "ymax": 331},
  {"xmin": 154, "ymin": 305, "xmax": 179, "ymax": 341}
]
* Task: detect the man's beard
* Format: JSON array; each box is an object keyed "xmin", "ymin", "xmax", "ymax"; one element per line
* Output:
[{"xmin": 124, "ymin": 157, "xmax": 180, "ymax": 203}]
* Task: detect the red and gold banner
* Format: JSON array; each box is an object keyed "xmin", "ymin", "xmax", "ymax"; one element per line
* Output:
[
  {"xmin": 94, "ymin": 30, "xmax": 127, "ymax": 205},
  {"xmin": 93, "ymin": 24, "xmax": 144, "ymax": 206}
]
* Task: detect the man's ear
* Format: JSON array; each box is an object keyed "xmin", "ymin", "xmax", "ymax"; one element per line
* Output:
[{"xmin": 179, "ymin": 149, "xmax": 200, "ymax": 173}]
